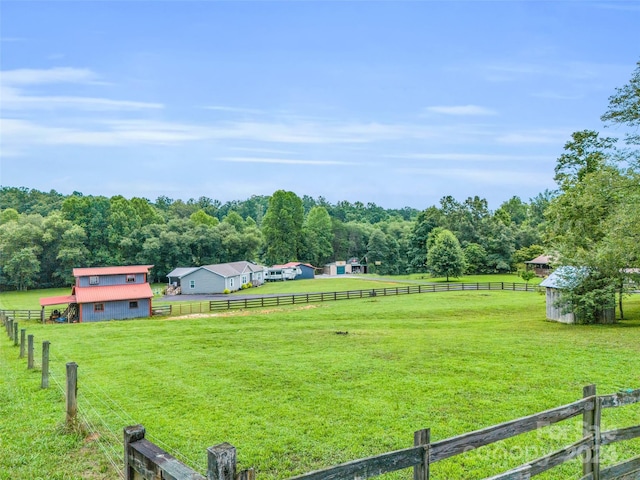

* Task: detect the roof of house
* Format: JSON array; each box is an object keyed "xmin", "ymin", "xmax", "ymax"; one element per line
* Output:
[
  {"xmin": 525, "ymin": 255, "xmax": 552, "ymax": 265},
  {"xmin": 166, "ymin": 267, "xmax": 198, "ymax": 278},
  {"xmin": 167, "ymin": 261, "xmax": 266, "ymax": 279},
  {"xmin": 74, "ymin": 284, "xmax": 154, "ymax": 303},
  {"xmin": 280, "ymin": 262, "xmax": 315, "ymax": 269},
  {"xmin": 73, "ymin": 265, "xmax": 154, "ymax": 277}
]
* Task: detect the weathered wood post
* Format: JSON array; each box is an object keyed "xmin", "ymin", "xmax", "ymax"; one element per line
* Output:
[
  {"xmin": 13, "ymin": 322, "xmax": 19, "ymax": 346},
  {"xmin": 207, "ymin": 443, "xmax": 237, "ymax": 480},
  {"xmin": 582, "ymin": 384, "xmax": 601, "ymax": 479},
  {"xmin": 66, "ymin": 362, "xmax": 78, "ymax": 427},
  {"xmin": 8, "ymin": 318, "xmax": 14, "ymax": 338},
  {"xmin": 123, "ymin": 424, "xmax": 146, "ymax": 480},
  {"xmin": 237, "ymin": 469, "xmax": 255, "ymax": 480},
  {"xmin": 41, "ymin": 341, "xmax": 50, "ymax": 389},
  {"xmin": 414, "ymin": 428, "xmax": 430, "ymax": 480},
  {"xmin": 27, "ymin": 334, "xmax": 34, "ymax": 369},
  {"xmin": 20, "ymin": 328, "xmax": 26, "ymax": 358}
]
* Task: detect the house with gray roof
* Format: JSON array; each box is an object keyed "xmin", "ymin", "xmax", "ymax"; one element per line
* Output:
[{"xmin": 167, "ymin": 261, "xmax": 267, "ymax": 294}]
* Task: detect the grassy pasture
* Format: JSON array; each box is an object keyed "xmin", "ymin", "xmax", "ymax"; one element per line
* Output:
[{"xmin": 1, "ymin": 290, "xmax": 639, "ymax": 479}]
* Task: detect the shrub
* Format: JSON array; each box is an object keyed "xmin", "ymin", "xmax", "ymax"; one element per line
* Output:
[
  {"xmin": 223, "ymin": 288, "xmax": 230, "ymax": 294},
  {"xmin": 247, "ymin": 282, "xmax": 253, "ymax": 288}
]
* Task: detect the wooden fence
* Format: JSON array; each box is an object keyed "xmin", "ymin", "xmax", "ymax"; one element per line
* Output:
[
  {"xmin": 2, "ymin": 314, "xmax": 638, "ymax": 479},
  {"xmin": 207, "ymin": 282, "xmax": 538, "ymax": 312},
  {"xmin": 124, "ymin": 385, "xmax": 640, "ymax": 480},
  {"xmin": 1, "ymin": 282, "xmax": 539, "ymax": 321}
]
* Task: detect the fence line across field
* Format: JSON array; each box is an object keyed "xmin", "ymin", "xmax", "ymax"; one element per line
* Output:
[{"xmin": 1, "ymin": 281, "xmax": 540, "ymax": 321}]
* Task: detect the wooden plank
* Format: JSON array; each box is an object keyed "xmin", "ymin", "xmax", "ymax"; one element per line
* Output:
[
  {"xmin": 600, "ymin": 389, "xmax": 640, "ymax": 408},
  {"xmin": 130, "ymin": 438, "xmax": 206, "ymax": 480},
  {"xmin": 599, "ymin": 455, "xmax": 640, "ymax": 480},
  {"xmin": 601, "ymin": 425, "xmax": 640, "ymax": 446},
  {"xmin": 483, "ymin": 466, "xmax": 531, "ymax": 480},
  {"xmin": 430, "ymin": 397, "xmax": 592, "ymax": 462},
  {"xmin": 286, "ymin": 445, "xmax": 426, "ymax": 480},
  {"xmin": 528, "ymin": 435, "xmax": 593, "ymax": 476}
]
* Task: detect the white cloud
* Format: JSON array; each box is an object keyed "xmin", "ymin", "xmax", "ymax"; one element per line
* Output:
[
  {"xmin": 202, "ymin": 105, "xmax": 265, "ymax": 115},
  {"xmin": 395, "ymin": 167, "xmax": 552, "ymax": 187},
  {"xmin": 424, "ymin": 105, "xmax": 497, "ymax": 116},
  {"xmin": 2, "ymin": 67, "xmax": 98, "ymax": 85},
  {"xmin": 0, "ymin": 67, "xmax": 163, "ymax": 111},
  {"xmin": 496, "ymin": 129, "xmax": 571, "ymax": 145},
  {"xmin": 390, "ymin": 153, "xmax": 553, "ymax": 162},
  {"xmin": 219, "ymin": 156, "xmax": 354, "ymax": 166}
]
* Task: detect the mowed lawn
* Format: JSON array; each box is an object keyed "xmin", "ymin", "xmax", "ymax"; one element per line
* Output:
[{"xmin": 1, "ymin": 290, "xmax": 639, "ymax": 480}]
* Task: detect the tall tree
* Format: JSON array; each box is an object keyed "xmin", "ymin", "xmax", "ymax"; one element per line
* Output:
[
  {"xmin": 302, "ymin": 206, "xmax": 334, "ymax": 267},
  {"xmin": 262, "ymin": 190, "xmax": 304, "ymax": 265},
  {"xmin": 426, "ymin": 229, "xmax": 466, "ymax": 281}
]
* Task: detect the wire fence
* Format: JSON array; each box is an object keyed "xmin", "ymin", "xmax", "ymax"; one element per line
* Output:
[{"xmin": 2, "ymin": 314, "xmax": 206, "ymax": 479}]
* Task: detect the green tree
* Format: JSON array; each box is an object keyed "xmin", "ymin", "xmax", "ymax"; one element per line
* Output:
[
  {"xmin": 302, "ymin": 206, "xmax": 334, "ymax": 267},
  {"xmin": 426, "ymin": 229, "xmax": 466, "ymax": 281},
  {"xmin": 601, "ymin": 60, "xmax": 640, "ymax": 146},
  {"xmin": 5, "ymin": 247, "xmax": 41, "ymax": 290},
  {"xmin": 554, "ymin": 130, "xmax": 617, "ymax": 190},
  {"xmin": 262, "ymin": 190, "xmax": 304, "ymax": 265}
]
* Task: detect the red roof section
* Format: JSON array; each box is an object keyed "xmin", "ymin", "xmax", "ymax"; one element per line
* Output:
[
  {"xmin": 75, "ymin": 284, "xmax": 153, "ymax": 303},
  {"xmin": 40, "ymin": 295, "xmax": 77, "ymax": 307},
  {"xmin": 73, "ymin": 265, "xmax": 153, "ymax": 277}
]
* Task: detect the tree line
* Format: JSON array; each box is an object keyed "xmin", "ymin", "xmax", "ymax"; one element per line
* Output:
[{"xmin": 0, "ymin": 184, "xmax": 549, "ymax": 290}]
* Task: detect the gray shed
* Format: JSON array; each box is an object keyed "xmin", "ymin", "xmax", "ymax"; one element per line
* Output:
[{"xmin": 540, "ymin": 267, "xmax": 615, "ymax": 324}]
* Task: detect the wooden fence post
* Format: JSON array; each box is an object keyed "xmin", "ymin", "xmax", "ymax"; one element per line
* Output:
[
  {"xmin": 414, "ymin": 428, "xmax": 430, "ymax": 480},
  {"xmin": 27, "ymin": 334, "xmax": 34, "ymax": 369},
  {"xmin": 66, "ymin": 362, "xmax": 78, "ymax": 427},
  {"xmin": 8, "ymin": 318, "xmax": 14, "ymax": 338},
  {"xmin": 13, "ymin": 322, "xmax": 19, "ymax": 346},
  {"xmin": 583, "ymin": 384, "xmax": 600, "ymax": 479},
  {"xmin": 41, "ymin": 341, "xmax": 50, "ymax": 389},
  {"xmin": 20, "ymin": 329, "xmax": 26, "ymax": 358},
  {"xmin": 237, "ymin": 469, "xmax": 255, "ymax": 480},
  {"xmin": 207, "ymin": 443, "xmax": 237, "ymax": 480},
  {"xmin": 123, "ymin": 424, "xmax": 146, "ymax": 480}
]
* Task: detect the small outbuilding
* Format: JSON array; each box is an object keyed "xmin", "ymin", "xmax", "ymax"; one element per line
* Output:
[
  {"xmin": 540, "ymin": 267, "xmax": 615, "ymax": 324},
  {"xmin": 324, "ymin": 261, "xmax": 351, "ymax": 276},
  {"xmin": 525, "ymin": 255, "xmax": 553, "ymax": 277}
]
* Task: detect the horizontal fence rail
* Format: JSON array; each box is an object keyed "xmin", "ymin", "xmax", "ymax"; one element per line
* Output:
[
  {"xmin": 0, "ymin": 318, "xmax": 637, "ymax": 480},
  {"xmin": 119, "ymin": 384, "xmax": 640, "ymax": 480},
  {"xmin": 208, "ymin": 282, "xmax": 539, "ymax": 312},
  {"xmin": 0, "ymin": 282, "xmax": 539, "ymax": 321}
]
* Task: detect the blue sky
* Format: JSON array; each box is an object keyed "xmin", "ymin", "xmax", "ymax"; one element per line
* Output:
[{"xmin": 1, "ymin": 1, "xmax": 639, "ymax": 210}]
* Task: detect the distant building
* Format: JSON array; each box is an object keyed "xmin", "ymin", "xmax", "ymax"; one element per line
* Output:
[
  {"xmin": 39, "ymin": 265, "xmax": 154, "ymax": 322},
  {"xmin": 267, "ymin": 262, "xmax": 316, "ymax": 281},
  {"xmin": 525, "ymin": 255, "xmax": 553, "ymax": 277},
  {"xmin": 166, "ymin": 261, "xmax": 266, "ymax": 294},
  {"xmin": 324, "ymin": 261, "xmax": 351, "ymax": 275}
]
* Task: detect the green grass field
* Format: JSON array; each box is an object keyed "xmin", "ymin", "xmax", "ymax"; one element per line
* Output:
[{"xmin": 1, "ymin": 288, "xmax": 639, "ymax": 479}]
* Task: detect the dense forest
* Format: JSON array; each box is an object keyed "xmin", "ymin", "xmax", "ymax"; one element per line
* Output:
[{"xmin": 0, "ymin": 185, "xmax": 551, "ymax": 289}]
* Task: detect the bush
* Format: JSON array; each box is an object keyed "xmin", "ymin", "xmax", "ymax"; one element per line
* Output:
[
  {"xmin": 223, "ymin": 288, "xmax": 230, "ymax": 294},
  {"xmin": 247, "ymin": 282, "xmax": 253, "ymax": 288},
  {"xmin": 241, "ymin": 283, "xmax": 248, "ymax": 290}
]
